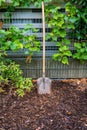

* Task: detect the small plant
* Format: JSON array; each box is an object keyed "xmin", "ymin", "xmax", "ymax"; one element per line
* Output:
[{"xmin": 0, "ymin": 61, "xmax": 33, "ymax": 96}]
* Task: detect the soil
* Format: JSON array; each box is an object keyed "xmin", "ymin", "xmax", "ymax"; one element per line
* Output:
[{"xmin": 0, "ymin": 79, "xmax": 87, "ymax": 130}]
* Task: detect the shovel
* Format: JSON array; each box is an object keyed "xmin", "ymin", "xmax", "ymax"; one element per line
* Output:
[{"xmin": 37, "ymin": 1, "xmax": 51, "ymax": 94}]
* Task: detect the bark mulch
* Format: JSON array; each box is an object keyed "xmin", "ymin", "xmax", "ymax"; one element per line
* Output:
[{"xmin": 0, "ymin": 79, "xmax": 87, "ymax": 130}]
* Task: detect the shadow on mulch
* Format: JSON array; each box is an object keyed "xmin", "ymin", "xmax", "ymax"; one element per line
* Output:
[{"xmin": 0, "ymin": 79, "xmax": 87, "ymax": 130}]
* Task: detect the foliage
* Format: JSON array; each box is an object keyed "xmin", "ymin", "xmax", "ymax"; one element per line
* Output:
[
  {"xmin": 0, "ymin": 24, "xmax": 40, "ymax": 57},
  {"xmin": 0, "ymin": 61, "xmax": 33, "ymax": 96},
  {"xmin": 65, "ymin": 1, "xmax": 87, "ymax": 63},
  {"xmin": 53, "ymin": 39, "xmax": 72, "ymax": 64},
  {"xmin": 0, "ymin": 0, "xmax": 53, "ymax": 7},
  {"xmin": 73, "ymin": 42, "xmax": 87, "ymax": 63},
  {"xmin": 0, "ymin": 24, "xmax": 38, "ymax": 96},
  {"xmin": 65, "ymin": 1, "xmax": 87, "ymax": 41},
  {"xmin": 46, "ymin": 2, "xmax": 87, "ymax": 64},
  {"xmin": 0, "ymin": 1, "xmax": 41, "ymax": 96},
  {"xmin": 45, "ymin": 3, "xmax": 78, "ymax": 64},
  {"xmin": 64, "ymin": 0, "xmax": 87, "ymax": 8},
  {"xmin": 73, "ymin": 8, "xmax": 87, "ymax": 40},
  {"xmin": 0, "ymin": 0, "xmax": 87, "ymax": 65}
]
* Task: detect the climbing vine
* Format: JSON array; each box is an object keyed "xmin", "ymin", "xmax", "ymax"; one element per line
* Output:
[
  {"xmin": 45, "ymin": 1, "xmax": 87, "ymax": 64},
  {"xmin": 0, "ymin": 0, "xmax": 87, "ymax": 65},
  {"xmin": 65, "ymin": 0, "xmax": 87, "ymax": 63}
]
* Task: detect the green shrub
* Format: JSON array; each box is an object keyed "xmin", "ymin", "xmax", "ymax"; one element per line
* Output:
[{"xmin": 0, "ymin": 61, "xmax": 33, "ymax": 97}]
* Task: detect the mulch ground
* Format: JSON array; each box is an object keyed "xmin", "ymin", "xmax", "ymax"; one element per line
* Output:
[{"xmin": 0, "ymin": 79, "xmax": 87, "ymax": 130}]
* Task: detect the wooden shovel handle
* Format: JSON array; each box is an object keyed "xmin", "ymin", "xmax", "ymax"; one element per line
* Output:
[{"xmin": 42, "ymin": 1, "xmax": 45, "ymax": 79}]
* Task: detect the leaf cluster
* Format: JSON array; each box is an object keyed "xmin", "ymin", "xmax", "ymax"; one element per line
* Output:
[
  {"xmin": 73, "ymin": 42, "xmax": 87, "ymax": 63},
  {"xmin": 0, "ymin": 24, "xmax": 40, "ymax": 57}
]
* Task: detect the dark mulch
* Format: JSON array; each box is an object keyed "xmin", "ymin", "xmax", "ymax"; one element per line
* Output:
[{"xmin": 0, "ymin": 79, "xmax": 87, "ymax": 130}]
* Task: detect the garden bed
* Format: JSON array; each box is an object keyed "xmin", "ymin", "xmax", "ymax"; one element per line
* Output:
[{"xmin": 0, "ymin": 79, "xmax": 87, "ymax": 130}]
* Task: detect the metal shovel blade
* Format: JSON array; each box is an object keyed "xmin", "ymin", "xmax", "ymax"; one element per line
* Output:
[{"xmin": 37, "ymin": 77, "xmax": 51, "ymax": 94}]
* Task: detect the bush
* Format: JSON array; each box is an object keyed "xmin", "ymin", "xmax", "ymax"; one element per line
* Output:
[{"xmin": 0, "ymin": 61, "xmax": 33, "ymax": 97}]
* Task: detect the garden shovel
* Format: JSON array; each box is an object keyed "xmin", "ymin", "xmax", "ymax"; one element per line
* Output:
[{"xmin": 37, "ymin": 1, "xmax": 51, "ymax": 94}]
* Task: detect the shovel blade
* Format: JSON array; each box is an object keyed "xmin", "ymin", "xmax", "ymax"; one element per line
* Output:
[{"xmin": 37, "ymin": 77, "xmax": 51, "ymax": 94}]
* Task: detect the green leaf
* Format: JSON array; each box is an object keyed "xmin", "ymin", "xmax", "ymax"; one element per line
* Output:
[
  {"xmin": 59, "ymin": 46, "xmax": 68, "ymax": 52},
  {"xmin": 74, "ymin": 43, "xmax": 81, "ymax": 49},
  {"xmin": 80, "ymin": 48, "xmax": 85, "ymax": 53},
  {"xmin": 5, "ymin": 41, "xmax": 12, "ymax": 47},
  {"xmin": 59, "ymin": 30, "xmax": 66, "ymax": 37},
  {"xmin": 64, "ymin": 51, "xmax": 72, "ymax": 56},
  {"xmin": 81, "ymin": 55, "xmax": 87, "ymax": 60},
  {"xmin": 0, "ymin": 29, "xmax": 5, "ymax": 34},
  {"xmin": 67, "ymin": 24, "xmax": 75, "ymax": 29},
  {"xmin": 62, "ymin": 57, "xmax": 69, "ymax": 64},
  {"xmin": 64, "ymin": 16, "xmax": 69, "ymax": 21},
  {"xmin": 24, "ymin": 24, "xmax": 32, "ymax": 30},
  {"xmin": 69, "ymin": 17, "xmax": 77, "ymax": 23},
  {"xmin": 10, "ymin": 44, "xmax": 17, "ymax": 50},
  {"xmin": 46, "ymin": 34, "xmax": 51, "ymax": 40},
  {"xmin": 56, "ymin": 42, "xmax": 62, "ymax": 47},
  {"xmin": 52, "ymin": 36, "xmax": 57, "ymax": 41},
  {"xmin": 57, "ymin": 20, "xmax": 64, "ymax": 27},
  {"xmin": 53, "ymin": 53, "xmax": 61, "ymax": 60},
  {"xmin": 62, "ymin": 39, "xmax": 71, "ymax": 45},
  {"xmin": 12, "ymin": 1, "xmax": 20, "ymax": 6},
  {"xmin": 16, "ymin": 89, "xmax": 25, "ymax": 97}
]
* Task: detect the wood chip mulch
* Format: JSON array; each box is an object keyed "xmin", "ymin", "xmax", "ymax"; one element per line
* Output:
[{"xmin": 0, "ymin": 79, "xmax": 87, "ymax": 130}]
